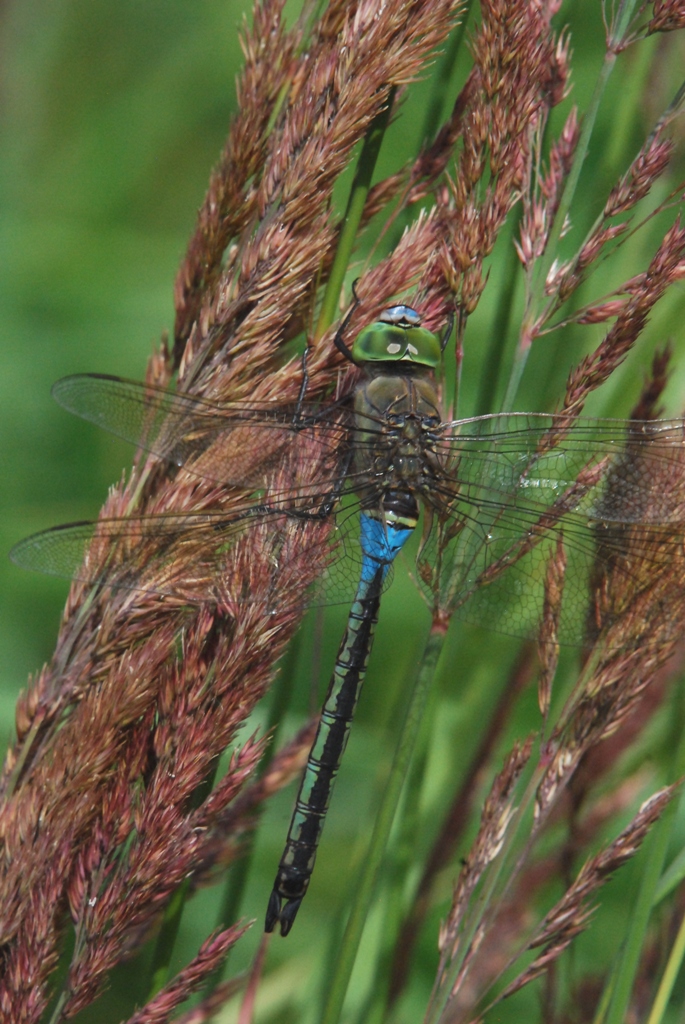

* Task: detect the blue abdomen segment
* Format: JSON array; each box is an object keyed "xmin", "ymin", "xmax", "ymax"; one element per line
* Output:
[
  {"xmin": 265, "ymin": 511, "xmax": 414, "ymax": 935},
  {"xmin": 360, "ymin": 511, "xmax": 413, "ymax": 583}
]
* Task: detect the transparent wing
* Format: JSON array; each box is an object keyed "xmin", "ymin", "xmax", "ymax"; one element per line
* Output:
[
  {"xmin": 435, "ymin": 412, "xmax": 685, "ymax": 524},
  {"xmin": 9, "ymin": 499, "xmax": 389, "ymax": 609},
  {"xmin": 52, "ymin": 373, "xmax": 356, "ymax": 488},
  {"xmin": 16, "ymin": 386, "xmax": 685, "ymax": 645},
  {"xmin": 416, "ymin": 412, "xmax": 685, "ymax": 645},
  {"xmin": 14, "ymin": 373, "xmax": 407, "ymax": 608}
]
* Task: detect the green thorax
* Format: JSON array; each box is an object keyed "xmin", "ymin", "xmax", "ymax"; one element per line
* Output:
[{"xmin": 351, "ymin": 305, "xmax": 441, "ymax": 368}]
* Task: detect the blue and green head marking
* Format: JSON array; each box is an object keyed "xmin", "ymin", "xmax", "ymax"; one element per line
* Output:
[
  {"xmin": 333, "ymin": 299, "xmax": 448, "ymax": 369},
  {"xmin": 350, "ymin": 305, "xmax": 443, "ymax": 367}
]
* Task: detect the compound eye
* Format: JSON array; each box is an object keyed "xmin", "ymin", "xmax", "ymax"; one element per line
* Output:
[{"xmin": 379, "ymin": 305, "xmax": 422, "ymax": 327}]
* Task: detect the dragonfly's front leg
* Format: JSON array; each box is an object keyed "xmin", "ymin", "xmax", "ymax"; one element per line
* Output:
[{"xmin": 292, "ymin": 345, "xmax": 312, "ymax": 426}]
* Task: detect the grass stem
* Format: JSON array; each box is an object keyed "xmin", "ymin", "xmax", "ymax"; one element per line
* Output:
[
  {"xmin": 315, "ymin": 88, "xmax": 396, "ymax": 339},
  {"xmin": 318, "ymin": 628, "xmax": 445, "ymax": 1024},
  {"xmin": 600, "ymin": 803, "xmax": 675, "ymax": 1024},
  {"xmin": 510, "ymin": 0, "xmax": 639, "ymax": 409}
]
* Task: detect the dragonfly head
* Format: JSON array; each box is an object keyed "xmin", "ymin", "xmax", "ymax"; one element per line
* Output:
[{"xmin": 351, "ymin": 306, "xmax": 442, "ymax": 368}]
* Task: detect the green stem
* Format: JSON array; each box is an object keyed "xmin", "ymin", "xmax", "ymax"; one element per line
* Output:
[
  {"xmin": 475, "ymin": 210, "xmax": 522, "ymax": 416},
  {"xmin": 357, "ymin": 864, "xmax": 405, "ymax": 1024},
  {"xmin": 147, "ymin": 879, "xmax": 191, "ymax": 999},
  {"xmin": 388, "ymin": 0, "xmax": 473, "ymax": 254},
  {"xmin": 315, "ymin": 87, "xmax": 396, "ymax": 339},
  {"xmin": 599, "ymin": 34, "xmax": 656, "ymax": 176},
  {"xmin": 601, "ymin": 802, "xmax": 675, "ymax": 1024},
  {"xmin": 357, "ymin": 639, "xmax": 441, "ymax": 1024},
  {"xmin": 645, "ymin": 910, "xmax": 685, "ymax": 1024},
  {"xmin": 601, "ymin": 677, "xmax": 685, "ymax": 1024},
  {"xmin": 419, "ymin": 0, "xmax": 473, "ymax": 145},
  {"xmin": 528, "ymin": 1, "xmax": 638, "ymax": 311},
  {"xmin": 424, "ymin": 746, "xmax": 542, "ymax": 1024},
  {"xmin": 511, "ymin": 0, "xmax": 638, "ymax": 409},
  {"xmin": 45, "ymin": 992, "xmax": 68, "ymax": 1024},
  {"xmin": 318, "ymin": 628, "xmax": 445, "ymax": 1024}
]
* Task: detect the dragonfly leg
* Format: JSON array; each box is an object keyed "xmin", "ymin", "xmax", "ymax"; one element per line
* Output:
[
  {"xmin": 333, "ymin": 278, "xmax": 362, "ymax": 365},
  {"xmin": 440, "ymin": 308, "xmax": 455, "ymax": 351},
  {"xmin": 292, "ymin": 345, "xmax": 312, "ymax": 426},
  {"xmin": 223, "ymin": 446, "xmax": 350, "ymax": 531},
  {"xmin": 255, "ymin": 447, "xmax": 351, "ymax": 524},
  {"xmin": 313, "ymin": 445, "xmax": 354, "ymax": 518},
  {"xmin": 236, "ymin": 444, "xmax": 351, "ymax": 529}
]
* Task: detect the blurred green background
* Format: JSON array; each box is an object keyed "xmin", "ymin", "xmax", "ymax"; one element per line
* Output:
[
  {"xmin": 0, "ymin": 0, "xmax": 248, "ymax": 701},
  {"xmin": 2, "ymin": 2, "xmax": 685, "ymax": 1022}
]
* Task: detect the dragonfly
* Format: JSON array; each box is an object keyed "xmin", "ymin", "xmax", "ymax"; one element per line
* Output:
[{"xmin": 11, "ymin": 298, "xmax": 685, "ymax": 936}]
